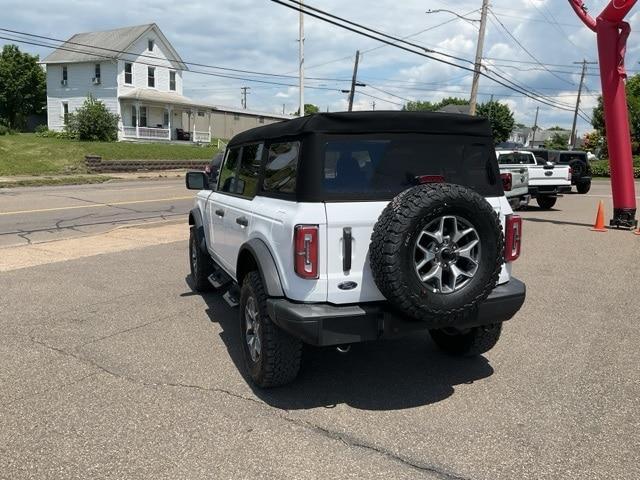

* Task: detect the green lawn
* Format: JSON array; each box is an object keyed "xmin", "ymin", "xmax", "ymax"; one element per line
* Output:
[{"xmin": 0, "ymin": 134, "xmax": 219, "ymax": 176}]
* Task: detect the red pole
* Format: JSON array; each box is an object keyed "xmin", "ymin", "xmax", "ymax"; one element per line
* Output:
[{"xmin": 568, "ymin": 0, "xmax": 638, "ymax": 229}]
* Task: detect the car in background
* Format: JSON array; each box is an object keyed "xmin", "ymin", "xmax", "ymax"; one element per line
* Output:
[
  {"xmin": 499, "ymin": 164, "xmax": 530, "ymax": 210},
  {"xmin": 497, "ymin": 150, "xmax": 571, "ymax": 210},
  {"xmin": 532, "ymin": 149, "xmax": 592, "ymax": 194}
]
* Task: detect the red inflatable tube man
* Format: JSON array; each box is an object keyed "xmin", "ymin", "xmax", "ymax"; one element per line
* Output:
[{"xmin": 569, "ymin": 0, "xmax": 638, "ymax": 229}]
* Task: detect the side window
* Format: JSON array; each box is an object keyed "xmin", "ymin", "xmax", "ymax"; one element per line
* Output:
[
  {"xmin": 263, "ymin": 142, "xmax": 300, "ymax": 194},
  {"xmin": 236, "ymin": 143, "xmax": 264, "ymax": 198},
  {"xmin": 218, "ymin": 148, "xmax": 240, "ymax": 193}
]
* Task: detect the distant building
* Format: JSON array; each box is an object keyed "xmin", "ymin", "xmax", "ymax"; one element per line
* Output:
[
  {"xmin": 507, "ymin": 127, "xmax": 573, "ymax": 148},
  {"xmin": 42, "ymin": 24, "xmax": 291, "ymax": 142},
  {"xmin": 437, "ymin": 104, "xmax": 472, "ymax": 115}
]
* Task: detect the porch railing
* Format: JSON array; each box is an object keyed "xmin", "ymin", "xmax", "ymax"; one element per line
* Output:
[
  {"xmin": 193, "ymin": 130, "xmax": 211, "ymax": 143},
  {"xmin": 122, "ymin": 126, "xmax": 171, "ymax": 140}
]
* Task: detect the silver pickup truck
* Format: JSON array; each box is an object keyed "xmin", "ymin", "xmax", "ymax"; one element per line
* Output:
[{"xmin": 497, "ymin": 150, "xmax": 571, "ymax": 210}]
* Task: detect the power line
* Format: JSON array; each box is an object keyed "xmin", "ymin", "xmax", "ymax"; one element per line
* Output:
[{"xmin": 269, "ymin": 0, "xmax": 581, "ymax": 113}]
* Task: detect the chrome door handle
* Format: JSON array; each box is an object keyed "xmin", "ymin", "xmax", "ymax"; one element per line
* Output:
[
  {"xmin": 215, "ymin": 209, "xmax": 225, "ymax": 217},
  {"xmin": 236, "ymin": 217, "xmax": 249, "ymax": 227}
]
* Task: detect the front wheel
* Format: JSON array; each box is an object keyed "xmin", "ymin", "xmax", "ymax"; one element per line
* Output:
[
  {"xmin": 429, "ymin": 323, "xmax": 502, "ymax": 357},
  {"xmin": 576, "ymin": 182, "xmax": 591, "ymax": 194},
  {"xmin": 240, "ymin": 271, "xmax": 302, "ymax": 388},
  {"xmin": 189, "ymin": 227, "xmax": 213, "ymax": 292},
  {"xmin": 536, "ymin": 195, "xmax": 557, "ymax": 210}
]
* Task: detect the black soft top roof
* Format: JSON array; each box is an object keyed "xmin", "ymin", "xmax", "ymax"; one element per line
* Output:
[{"xmin": 228, "ymin": 111, "xmax": 493, "ymax": 145}]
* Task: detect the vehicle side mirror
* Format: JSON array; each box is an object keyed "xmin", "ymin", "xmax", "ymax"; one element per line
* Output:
[{"xmin": 186, "ymin": 171, "xmax": 210, "ymax": 190}]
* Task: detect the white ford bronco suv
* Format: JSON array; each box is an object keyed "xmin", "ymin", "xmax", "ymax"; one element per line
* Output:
[{"xmin": 186, "ymin": 112, "xmax": 526, "ymax": 387}]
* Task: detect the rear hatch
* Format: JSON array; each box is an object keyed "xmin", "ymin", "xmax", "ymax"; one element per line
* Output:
[{"xmin": 321, "ymin": 134, "xmax": 508, "ymax": 304}]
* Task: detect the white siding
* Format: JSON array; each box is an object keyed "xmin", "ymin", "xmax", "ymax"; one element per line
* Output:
[
  {"xmin": 116, "ymin": 30, "xmax": 183, "ymax": 96},
  {"xmin": 46, "ymin": 62, "xmax": 118, "ymax": 131}
]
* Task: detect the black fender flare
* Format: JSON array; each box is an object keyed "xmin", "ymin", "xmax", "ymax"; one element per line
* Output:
[
  {"xmin": 237, "ymin": 239, "xmax": 284, "ymax": 298},
  {"xmin": 188, "ymin": 208, "xmax": 207, "ymax": 252}
]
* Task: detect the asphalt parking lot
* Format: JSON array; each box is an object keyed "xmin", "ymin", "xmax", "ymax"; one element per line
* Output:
[{"xmin": 1, "ymin": 179, "xmax": 639, "ymax": 479}]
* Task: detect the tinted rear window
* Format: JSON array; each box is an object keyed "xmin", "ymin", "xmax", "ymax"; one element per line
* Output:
[
  {"xmin": 559, "ymin": 152, "xmax": 587, "ymax": 163},
  {"xmin": 322, "ymin": 135, "xmax": 501, "ymax": 198},
  {"xmin": 498, "ymin": 152, "xmax": 536, "ymax": 165}
]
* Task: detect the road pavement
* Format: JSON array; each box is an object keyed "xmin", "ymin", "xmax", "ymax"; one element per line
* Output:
[
  {"xmin": 0, "ymin": 179, "xmax": 191, "ymax": 247},
  {"xmin": 0, "ymin": 178, "xmax": 639, "ymax": 479}
]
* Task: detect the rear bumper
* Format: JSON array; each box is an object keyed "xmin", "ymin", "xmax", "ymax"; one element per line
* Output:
[
  {"xmin": 530, "ymin": 185, "xmax": 572, "ymax": 197},
  {"xmin": 572, "ymin": 176, "xmax": 591, "ymax": 185},
  {"xmin": 267, "ymin": 278, "xmax": 526, "ymax": 347}
]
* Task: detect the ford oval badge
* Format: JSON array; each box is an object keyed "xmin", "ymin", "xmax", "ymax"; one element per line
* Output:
[{"xmin": 338, "ymin": 281, "xmax": 358, "ymax": 291}]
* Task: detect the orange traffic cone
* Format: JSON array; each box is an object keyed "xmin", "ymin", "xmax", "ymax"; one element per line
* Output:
[{"xmin": 590, "ymin": 201, "xmax": 607, "ymax": 232}]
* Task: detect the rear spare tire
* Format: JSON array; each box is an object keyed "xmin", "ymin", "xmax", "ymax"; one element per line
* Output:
[{"xmin": 370, "ymin": 183, "xmax": 504, "ymax": 325}]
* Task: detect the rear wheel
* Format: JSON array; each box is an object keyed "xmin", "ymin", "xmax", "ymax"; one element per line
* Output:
[
  {"xmin": 536, "ymin": 195, "xmax": 557, "ymax": 210},
  {"xmin": 240, "ymin": 271, "xmax": 302, "ymax": 388},
  {"xmin": 576, "ymin": 181, "xmax": 591, "ymax": 194},
  {"xmin": 429, "ymin": 323, "xmax": 502, "ymax": 357}
]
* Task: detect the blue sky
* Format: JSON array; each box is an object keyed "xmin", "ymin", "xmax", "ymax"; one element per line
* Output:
[{"xmin": 2, "ymin": 0, "xmax": 640, "ymax": 136}]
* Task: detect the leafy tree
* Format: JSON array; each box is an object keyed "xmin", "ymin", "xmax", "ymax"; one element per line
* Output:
[
  {"xmin": 295, "ymin": 103, "xmax": 320, "ymax": 116},
  {"xmin": 592, "ymin": 73, "xmax": 640, "ymax": 155},
  {"xmin": 548, "ymin": 125, "xmax": 566, "ymax": 131},
  {"xmin": 66, "ymin": 95, "xmax": 119, "ymax": 141},
  {"xmin": 476, "ymin": 100, "xmax": 515, "ymax": 144},
  {"xmin": 0, "ymin": 45, "xmax": 46, "ymax": 130},
  {"xmin": 402, "ymin": 100, "xmax": 437, "ymax": 112},
  {"xmin": 438, "ymin": 97, "xmax": 469, "ymax": 109},
  {"xmin": 545, "ymin": 133, "xmax": 570, "ymax": 150},
  {"xmin": 582, "ymin": 131, "xmax": 602, "ymax": 152}
]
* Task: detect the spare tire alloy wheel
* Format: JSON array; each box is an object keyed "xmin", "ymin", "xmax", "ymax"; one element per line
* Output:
[
  {"xmin": 370, "ymin": 184, "xmax": 504, "ymax": 325},
  {"xmin": 414, "ymin": 216, "xmax": 481, "ymax": 294}
]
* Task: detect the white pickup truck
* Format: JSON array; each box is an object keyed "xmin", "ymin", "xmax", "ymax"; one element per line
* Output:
[
  {"xmin": 497, "ymin": 150, "xmax": 571, "ymax": 210},
  {"xmin": 500, "ymin": 165, "xmax": 530, "ymax": 210}
]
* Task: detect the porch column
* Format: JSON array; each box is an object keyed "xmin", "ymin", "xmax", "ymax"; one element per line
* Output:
[
  {"xmin": 167, "ymin": 105, "xmax": 172, "ymax": 140},
  {"xmin": 135, "ymin": 102, "xmax": 140, "ymax": 138},
  {"xmin": 208, "ymin": 111, "xmax": 212, "ymax": 143},
  {"xmin": 191, "ymin": 109, "xmax": 196, "ymax": 143}
]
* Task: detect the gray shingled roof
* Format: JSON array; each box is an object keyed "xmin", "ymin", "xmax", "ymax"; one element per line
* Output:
[
  {"xmin": 42, "ymin": 24, "xmax": 152, "ymax": 64},
  {"xmin": 41, "ymin": 24, "xmax": 186, "ymax": 70}
]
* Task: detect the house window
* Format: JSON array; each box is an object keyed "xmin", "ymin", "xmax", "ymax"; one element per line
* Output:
[
  {"xmin": 94, "ymin": 63, "xmax": 101, "ymax": 84},
  {"xmin": 62, "ymin": 66, "xmax": 68, "ymax": 85},
  {"xmin": 62, "ymin": 102, "xmax": 69, "ymax": 124},
  {"xmin": 259, "ymin": 116, "xmax": 265, "ymax": 124},
  {"xmin": 197, "ymin": 111, "xmax": 205, "ymax": 117},
  {"xmin": 140, "ymin": 106, "xmax": 147, "ymax": 127},
  {"xmin": 169, "ymin": 71, "xmax": 176, "ymax": 91},
  {"xmin": 147, "ymin": 67, "xmax": 155, "ymax": 88},
  {"xmin": 148, "ymin": 39, "xmax": 154, "ymax": 51},
  {"xmin": 124, "ymin": 62, "xmax": 133, "ymax": 84},
  {"xmin": 233, "ymin": 113, "xmax": 240, "ymax": 120}
]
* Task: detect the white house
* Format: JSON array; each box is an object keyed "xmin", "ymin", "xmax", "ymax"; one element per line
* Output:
[{"xmin": 43, "ymin": 24, "xmax": 290, "ymax": 142}]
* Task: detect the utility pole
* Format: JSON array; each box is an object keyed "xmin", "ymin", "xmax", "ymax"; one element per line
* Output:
[
  {"xmin": 348, "ymin": 50, "xmax": 361, "ymax": 112},
  {"xmin": 241, "ymin": 87, "xmax": 250, "ymax": 109},
  {"xmin": 570, "ymin": 60, "xmax": 597, "ymax": 148},
  {"xmin": 531, "ymin": 106, "xmax": 539, "ymax": 147},
  {"xmin": 469, "ymin": 0, "xmax": 489, "ymax": 116},
  {"xmin": 372, "ymin": 100, "xmax": 376, "ymax": 111},
  {"xmin": 299, "ymin": 0, "xmax": 305, "ymax": 116},
  {"xmin": 282, "ymin": 104, "xmax": 286, "ymax": 115}
]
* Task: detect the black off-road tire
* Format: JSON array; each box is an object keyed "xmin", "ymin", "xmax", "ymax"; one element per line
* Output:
[
  {"xmin": 240, "ymin": 271, "xmax": 302, "ymax": 388},
  {"xmin": 429, "ymin": 323, "xmax": 502, "ymax": 357},
  {"xmin": 536, "ymin": 195, "xmax": 557, "ymax": 210},
  {"xmin": 189, "ymin": 226, "xmax": 213, "ymax": 292},
  {"xmin": 576, "ymin": 181, "xmax": 591, "ymax": 194},
  {"xmin": 369, "ymin": 183, "xmax": 504, "ymax": 326}
]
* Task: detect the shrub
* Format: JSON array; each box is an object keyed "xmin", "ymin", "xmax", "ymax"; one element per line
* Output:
[
  {"xmin": 65, "ymin": 95, "xmax": 119, "ymax": 142},
  {"xmin": 34, "ymin": 126, "xmax": 72, "ymax": 138},
  {"xmin": 0, "ymin": 124, "xmax": 10, "ymax": 135},
  {"xmin": 590, "ymin": 158, "xmax": 640, "ymax": 178}
]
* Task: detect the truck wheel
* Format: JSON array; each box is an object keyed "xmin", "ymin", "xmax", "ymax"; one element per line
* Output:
[
  {"xmin": 576, "ymin": 181, "xmax": 591, "ymax": 194},
  {"xmin": 370, "ymin": 183, "xmax": 504, "ymax": 326},
  {"xmin": 429, "ymin": 323, "xmax": 502, "ymax": 357},
  {"xmin": 189, "ymin": 226, "xmax": 213, "ymax": 292},
  {"xmin": 536, "ymin": 195, "xmax": 557, "ymax": 210},
  {"xmin": 240, "ymin": 271, "xmax": 302, "ymax": 388}
]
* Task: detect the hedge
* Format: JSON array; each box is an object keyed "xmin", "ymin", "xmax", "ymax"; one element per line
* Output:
[{"xmin": 590, "ymin": 158, "xmax": 640, "ymax": 178}]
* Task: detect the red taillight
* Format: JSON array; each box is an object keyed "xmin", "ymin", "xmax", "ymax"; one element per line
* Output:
[
  {"xmin": 568, "ymin": 167, "xmax": 572, "ymax": 180},
  {"xmin": 416, "ymin": 175, "xmax": 445, "ymax": 184},
  {"xmin": 504, "ymin": 215, "xmax": 522, "ymax": 262},
  {"xmin": 294, "ymin": 225, "xmax": 319, "ymax": 279},
  {"xmin": 501, "ymin": 172, "xmax": 513, "ymax": 192}
]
